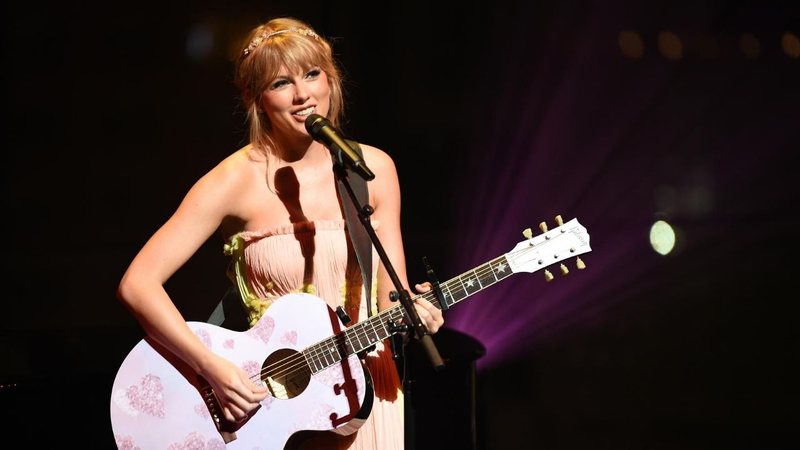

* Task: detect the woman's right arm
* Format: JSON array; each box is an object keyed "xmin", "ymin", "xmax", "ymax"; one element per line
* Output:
[{"xmin": 116, "ymin": 151, "xmax": 267, "ymax": 422}]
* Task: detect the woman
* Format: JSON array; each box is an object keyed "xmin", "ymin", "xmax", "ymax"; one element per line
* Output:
[{"xmin": 116, "ymin": 16, "xmax": 443, "ymax": 449}]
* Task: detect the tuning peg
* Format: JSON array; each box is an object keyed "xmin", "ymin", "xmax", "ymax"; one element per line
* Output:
[
  {"xmin": 576, "ymin": 257, "xmax": 586, "ymax": 270},
  {"xmin": 555, "ymin": 215, "xmax": 563, "ymax": 226},
  {"xmin": 559, "ymin": 263, "xmax": 569, "ymax": 275},
  {"xmin": 522, "ymin": 228, "xmax": 533, "ymax": 239},
  {"xmin": 544, "ymin": 269, "xmax": 554, "ymax": 282},
  {"xmin": 539, "ymin": 222, "xmax": 548, "ymax": 233}
]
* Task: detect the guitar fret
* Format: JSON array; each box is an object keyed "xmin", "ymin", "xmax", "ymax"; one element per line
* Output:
[
  {"xmin": 465, "ymin": 271, "xmax": 481, "ymax": 294},
  {"xmin": 366, "ymin": 320, "xmax": 379, "ymax": 343},
  {"xmin": 443, "ymin": 283, "xmax": 454, "ymax": 308},
  {"xmin": 329, "ymin": 337, "xmax": 342, "ymax": 364},
  {"xmin": 351, "ymin": 324, "xmax": 362, "ymax": 352},
  {"xmin": 312, "ymin": 352, "xmax": 323, "ymax": 372},
  {"xmin": 388, "ymin": 308, "xmax": 404, "ymax": 327},
  {"xmin": 459, "ymin": 271, "xmax": 480, "ymax": 296},
  {"xmin": 378, "ymin": 318, "xmax": 387, "ymax": 338},
  {"xmin": 338, "ymin": 332, "xmax": 349, "ymax": 356},
  {"xmin": 318, "ymin": 343, "xmax": 331, "ymax": 367},
  {"xmin": 365, "ymin": 325, "xmax": 376, "ymax": 347},
  {"xmin": 446, "ymin": 280, "xmax": 461, "ymax": 301},
  {"xmin": 383, "ymin": 312, "xmax": 395, "ymax": 330},
  {"xmin": 457, "ymin": 274, "xmax": 467, "ymax": 293},
  {"xmin": 308, "ymin": 346, "xmax": 321, "ymax": 372},
  {"xmin": 493, "ymin": 257, "xmax": 513, "ymax": 283},
  {"xmin": 354, "ymin": 324, "xmax": 369, "ymax": 352},
  {"xmin": 304, "ymin": 349, "xmax": 316, "ymax": 372},
  {"xmin": 320, "ymin": 344, "xmax": 333, "ymax": 367},
  {"xmin": 364, "ymin": 324, "xmax": 375, "ymax": 345},
  {"xmin": 335, "ymin": 335, "xmax": 349, "ymax": 361},
  {"xmin": 316, "ymin": 343, "xmax": 327, "ymax": 368},
  {"xmin": 473, "ymin": 269, "xmax": 484, "ymax": 288},
  {"xmin": 478, "ymin": 263, "xmax": 495, "ymax": 286},
  {"xmin": 343, "ymin": 333, "xmax": 355, "ymax": 356},
  {"xmin": 309, "ymin": 344, "xmax": 323, "ymax": 368},
  {"xmin": 359, "ymin": 325, "xmax": 370, "ymax": 351},
  {"xmin": 351, "ymin": 326, "xmax": 364, "ymax": 350},
  {"xmin": 305, "ymin": 344, "xmax": 320, "ymax": 372}
]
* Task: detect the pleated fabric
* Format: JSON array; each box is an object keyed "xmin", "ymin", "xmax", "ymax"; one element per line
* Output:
[{"xmin": 226, "ymin": 219, "xmax": 403, "ymax": 450}]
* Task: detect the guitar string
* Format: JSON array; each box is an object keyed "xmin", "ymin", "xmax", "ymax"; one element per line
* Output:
[
  {"xmin": 247, "ymin": 306, "xmax": 404, "ymax": 388},
  {"xmin": 242, "ymin": 230, "xmax": 576, "ymax": 390},
  {"xmin": 245, "ymin": 256, "xmax": 512, "ymax": 391},
  {"xmin": 249, "ymin": 257, "xmax": 501, "ymax": 384},
  {"xmin": 244, "ymin": 256, "xmax": 509, "ymax": 388},
  {"xmin": 244, "ymin": 254, "xmax": 513, "ymax": 388},
  {"xmin": 247, "ymin": 296, "xmax": 424, "ymax": 389}
]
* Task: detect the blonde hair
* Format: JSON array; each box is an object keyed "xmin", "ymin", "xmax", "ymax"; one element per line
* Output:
[{"xmin": 234, "ymin": 17, "xmax": 344, "ymax": 155}]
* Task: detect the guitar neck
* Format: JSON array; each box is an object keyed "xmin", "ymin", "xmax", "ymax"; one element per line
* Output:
[
  {"xmin": 302, "ymin": 255, "xmax": 513, "ymax": 374},
  {"xmin": 422, "ymin": 254, "xmax": 515, "ymax": 310},
  {"xmin": 303, "ymin": 217, "xmax": 591, "ymax": 374}
]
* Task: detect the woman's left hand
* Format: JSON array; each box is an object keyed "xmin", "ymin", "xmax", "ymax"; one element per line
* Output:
[{"xmin": 412, "ymin": 282, "xmax": 444, "ymax": 334}]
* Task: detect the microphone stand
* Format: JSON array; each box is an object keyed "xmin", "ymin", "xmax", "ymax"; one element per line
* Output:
[{"xmin": 331, "ymin": 153, "xmax": 445, "ymax": 372}]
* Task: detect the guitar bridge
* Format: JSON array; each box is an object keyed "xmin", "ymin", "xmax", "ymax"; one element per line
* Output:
[{"xmin": 201, "ymin": 384, "xmax": 238, "ymax": 443}]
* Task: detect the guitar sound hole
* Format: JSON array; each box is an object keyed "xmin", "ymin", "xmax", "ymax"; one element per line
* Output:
[{"xmin": 262, "ymin": 348, "xmax": 311, "ymax": 400}]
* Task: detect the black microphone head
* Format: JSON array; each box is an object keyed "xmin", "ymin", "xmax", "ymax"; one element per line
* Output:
[{"xmin": 304, "ymin": 113, "xmax": 327, "ymax": 136}]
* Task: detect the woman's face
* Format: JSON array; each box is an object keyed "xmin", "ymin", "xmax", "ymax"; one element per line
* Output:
[{"xmin": 260, "ymin": 65, "xmax": 331, "ymax": 139}]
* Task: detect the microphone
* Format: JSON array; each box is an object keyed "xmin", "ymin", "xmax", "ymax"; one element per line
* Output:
[{"xmin": 305, "ymin": 114, "xmax": 375, "ymax": 181}]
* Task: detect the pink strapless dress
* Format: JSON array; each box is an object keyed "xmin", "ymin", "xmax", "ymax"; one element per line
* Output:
[{"xmin": 225, "ymin": 219, "xmax": 404, "ymax": 450}]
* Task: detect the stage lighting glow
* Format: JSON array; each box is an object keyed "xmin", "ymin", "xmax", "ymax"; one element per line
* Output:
[
  {"xmin": 782, "ymin": 32, "xmax": 800, "ymax": 58},
  {"xmin": 186, "ymin": 23, "xmax": 214, "ymax": 61},
  {"xmin": 649, "ymin": 220, "xmax": 676, "ymax": 255},
  {"xmin": 618, "ymin": 31, "xmax": 645, "ymax": 59},
  {"xmin": 658, "ymin": 31, "xmax": 683, "ymax": 60}
]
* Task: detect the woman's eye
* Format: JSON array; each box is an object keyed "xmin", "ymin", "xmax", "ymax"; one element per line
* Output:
[
  {"xmin": 270, "ymin": 79, "xmax": 289, "ymax": 89},
  {"xmin": 306, "ymin": 69, "xmax": 321, "ymax": 79}
]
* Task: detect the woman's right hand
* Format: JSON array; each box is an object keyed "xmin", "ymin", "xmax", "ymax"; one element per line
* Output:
[{"xmin": 201, "ymin": 353, "xmax": 269, "ymax": 422}]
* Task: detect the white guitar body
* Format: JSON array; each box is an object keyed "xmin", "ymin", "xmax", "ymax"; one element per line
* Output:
[{"xmin": 111, "ymin": 293, "xmax": 370, "ymax": 449}]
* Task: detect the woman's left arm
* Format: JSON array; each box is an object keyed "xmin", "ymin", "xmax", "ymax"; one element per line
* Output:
[{"xmin": 362, "ymin": 145, "xmax": 443, "ymax": 334}]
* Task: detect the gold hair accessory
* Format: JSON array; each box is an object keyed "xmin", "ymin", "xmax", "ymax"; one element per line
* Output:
[{"xmin": 243, "ymin": 28, "xmax": 320, "ymax": 56}]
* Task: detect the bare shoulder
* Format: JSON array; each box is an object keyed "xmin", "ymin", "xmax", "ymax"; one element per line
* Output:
[
  {"xmin": 173, "ymin": 145, "xmax": 260, "ymax": 224},
  {"xmin": 193, "ymin": 145, "xmax": 261, "ymax": 196},
  {"xmin": 358, "ymin": 143, "xmax": 398, "ymax": 177},
  {"xmin": 357, "ymin": 143, "xmax": 401, "ymax": 209}
]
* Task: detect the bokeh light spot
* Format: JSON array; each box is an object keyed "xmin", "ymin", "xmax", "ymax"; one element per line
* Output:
[
  {"xmin": 782, "ymin": 32, "xmax": 800, "ymax": 58},
  {"xmin": 618, "ymin": 31, "xmax": 645, "ymax": 59},
  {"xmin": 650, "ymin": 220, "xmax": 676, "ymax": 255},
  {"xmin": 658, "ymin": 31, "xmax": 683, "ymax": 60},
  {"xmin": 187, "ymin": 23, "xmax": 214, "ymax": 62}
]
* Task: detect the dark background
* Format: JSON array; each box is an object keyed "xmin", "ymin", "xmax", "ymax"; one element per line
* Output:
[{"xmin": 2, "ymin": 1, "xmax": 798, "ymax": 449}]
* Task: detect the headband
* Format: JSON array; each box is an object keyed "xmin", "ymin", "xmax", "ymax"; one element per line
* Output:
[{"xmin": 242, "ymin": 28, "xmax": 320, "ymax": 56}]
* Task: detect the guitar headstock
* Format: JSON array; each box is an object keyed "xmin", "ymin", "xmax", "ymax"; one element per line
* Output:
[{"xmin": 506, "ymin": 215, "xmax": 591, "ymax": 281}]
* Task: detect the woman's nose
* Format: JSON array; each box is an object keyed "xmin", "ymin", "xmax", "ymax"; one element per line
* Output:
[{"xmin": 294, "ymin": 82, "xmax": 310, "ymax": 103}]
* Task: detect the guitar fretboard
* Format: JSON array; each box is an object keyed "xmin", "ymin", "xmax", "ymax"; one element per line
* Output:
[{"xmin": 303, "ymin": 255, "xmax": 513, "ymax": 373}]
